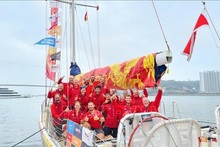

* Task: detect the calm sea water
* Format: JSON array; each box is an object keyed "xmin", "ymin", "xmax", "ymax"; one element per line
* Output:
[{"xmin": 0, "ymin": 95, "xmax": 219, "ymax": 147}]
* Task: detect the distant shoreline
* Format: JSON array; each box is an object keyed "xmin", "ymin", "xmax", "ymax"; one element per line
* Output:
[{"xmin": 154, "ymin": 93, "xmax": 220, "ymax": 96}]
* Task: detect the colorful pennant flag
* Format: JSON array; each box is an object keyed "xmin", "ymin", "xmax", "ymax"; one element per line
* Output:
[
  {"xmin": 51, "ymin": 7, "xmax": 58, "ymax": 15},
  {"xmin": 50, "ymin": 51, "xmax": 61, "ymax": 61},
  {"xmin": 182, "ymin": 13, "xmax": 209, "ymax": 61},
  {"xmin": 34, "ymin": 37, "xmax": 56, "ymax": 47},
  {"xmin": 48, "ymin": 26, "xmax": 62, "ymax": 36}
]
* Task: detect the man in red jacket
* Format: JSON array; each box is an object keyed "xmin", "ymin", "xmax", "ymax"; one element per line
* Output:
[
  {"xmin": 140, "ymin": 87, "xmax": 163, "ymax": 112},
  {"xmin": 89, "ymin": 85, "xmax": 105, "ymax": 111},
  {"xmin": 50, "ymin": 93, "xmax": 65, "ymax": 138},
  {"xmin": 130, "ymin": 88, "xmax": 148, "ymax": 106},
  {"xmin": 119, "ymin": 95, "xmax": 140, "ymax": 120},
  {"xmin": 47, "ymin": 83, "xmax": 66, "ymax": 103},
  {"xmin": 101, "ymin": 92, "xmax": 119, "ymax": 138},
  {"xmin": 82, "ymin": 102, "xmax": 105, "ymax": 140}
]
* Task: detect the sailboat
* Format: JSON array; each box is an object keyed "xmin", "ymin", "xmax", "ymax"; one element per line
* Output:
[{"xmin": 38, "ymin": 0, "xmax": 220, "ymax": 147}]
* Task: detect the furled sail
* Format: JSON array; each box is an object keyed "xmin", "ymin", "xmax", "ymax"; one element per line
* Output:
[{"xmin": 76, "ymin": 51, "xmax": 172, "ymax": 90}]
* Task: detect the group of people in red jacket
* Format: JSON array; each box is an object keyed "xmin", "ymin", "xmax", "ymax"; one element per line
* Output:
[{"xmin": 48, "ymin": 75, "xmax": 163, "ymax": 140}]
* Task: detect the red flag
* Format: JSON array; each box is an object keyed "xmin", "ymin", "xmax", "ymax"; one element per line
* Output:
[
  {"xmin": 84, "ymin": 11, "xmax": 88, "ymax": 21},
  {"xmin": 182, "ymin": 32, "xmax": 197, "ymax": 61},
  {"xmin": 51, "ymin": 8, "xmax": 58, "ymax": 15},
  {"xmin": 182, "ymin": 13, "xmax": 209, "ymax": 61},
  {"xmin": 194, "ymin": 13, "xmax": 209, "ymax": 30}
]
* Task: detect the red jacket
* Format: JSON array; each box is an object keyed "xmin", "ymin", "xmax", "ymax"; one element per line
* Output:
[
  {"xmin": 119, "ymin": 103, "xmax": 140, "ymax": 120},
  {"xmin": 47, "ymin": 89, "xmax": 66, "ymax": 103},
  {"xmin": 101, "ymin": 100, "xmax": 119, "ymax": 128},
  {"xmin": 140, "ymin": 89, "xmax": 162, "ymax": 112},
  {"xmin": 69, "ymin": 85, "xmax": 80, "ymax": 106},
  {"xmin": 64, "ymin": 110, "xmax": 83, "ymax": 124},
  {"xmin": 51, "ymin": 102, "xmax": 64, "ymax": 126},
  {"xmin": 83, "ymin": 110, "xmax": 103, "ymax": 129},
  {"xmin": 76, "ymin": 93, "xmax": 90, "ymax": 111},
  {"xmin": 89, "ymin": 93, "xmax": 105, "ymax": 111},
  {"xmin": 131, "ymin": 89, "xmax": 148, "ymax": 106}
]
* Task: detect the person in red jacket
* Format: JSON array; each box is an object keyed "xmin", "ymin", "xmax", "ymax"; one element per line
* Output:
[
  {"xmin": 51, "ymin": 93, "xmax": 66, "ymax": 138},
  {"xmin": 140, "ymin": 87, "xmax": 163, "ymax": 112},
  {"xmin": 89, "ymin": 85, "xmax": 105, "ymax": 111},
  {"xmin": 57, "ymin": 75, "xmax": 74, "ymax": 94},
  {"xmin": 47, "ymin": 83, "xmax": 66, "ymax": 103},
  {"xmin": 69, "ymin": 78, "xmax": 80, "ymax": 109},
  {"xmin": 130, "ymin": 88, "xmax": 148, "ymax": 106},
  {"xmin": 101, "ymin": 92, "xmax": 119, "ymax": 138},
  {"xmin": 81, "ymin": 102, "xmax": 105, "ymax": 140},
  {"xmin": 75, "ymin": 87, "xmax": 90, "ymax": 112},
  {"xmin": 63, "ymin": 101, "xmax": 83, "ymax": 124},
  {"xmin": 119, "ymin": 95, "xmax": 140, "ymax": 120}
]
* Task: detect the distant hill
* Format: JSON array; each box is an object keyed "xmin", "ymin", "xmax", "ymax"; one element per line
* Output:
[{"xmin": 147, "ymin": 80, "xmax": 200, "ymax": 95}]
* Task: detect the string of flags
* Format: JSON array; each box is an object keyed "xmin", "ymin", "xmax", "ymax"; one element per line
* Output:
[{"xmin": 35, "ymin": 0, "xmax": 62, "ymax": 81}]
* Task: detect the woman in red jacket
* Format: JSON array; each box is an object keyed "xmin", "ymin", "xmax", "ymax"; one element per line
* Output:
[
  {"xmin": 63, "ymin": 101, "xmax": 83, "ymax": 124},
  {"xmin": 101, "ymin": 93, "xmax": 120, "ymax": 138}
]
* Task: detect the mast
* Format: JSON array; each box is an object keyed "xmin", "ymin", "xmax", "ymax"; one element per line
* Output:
[{"xmin": 70, "ymin": 0, "xmax": 75, "ymax": 63}]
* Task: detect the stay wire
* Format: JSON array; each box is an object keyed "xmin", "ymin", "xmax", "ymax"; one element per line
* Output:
[
  {"xmin": 85, "ymin": 0, "xmax": 96, "ymax": 68},
  {"xmin": 11, "ymin": 127, "xmax": 45, "ymax": 147},
  {"xmin": 200, "ymin": 0, "xmax": 220, "ymax": 48},
  {"xmin": 75, "ymin": 8, "xmax": 92, "ymax": 70},
  {"xmin": 151, "ymin": 0, "xmax": 170, "ymax": 51}
]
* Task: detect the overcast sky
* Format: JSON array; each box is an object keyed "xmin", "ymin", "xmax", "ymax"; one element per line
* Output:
[{"xmin": 0, "ymin": 1, "xmax": 220, "ymax": 94}]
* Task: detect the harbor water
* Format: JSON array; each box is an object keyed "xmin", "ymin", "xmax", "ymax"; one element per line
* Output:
[{"xmin": 0, "ymin": 95, "xmax": 219, "ymax": 147}]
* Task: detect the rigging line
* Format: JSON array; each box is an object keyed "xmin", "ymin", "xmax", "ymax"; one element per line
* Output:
[
  {"xmin": 83, "ymin": 0, "xmax": 95, "ymax": 68},
  {"xmin": 87, "ymin": 15, "xmax": 96, "ymax": 68},
  {"xmin": 76, "ymin": 22, "xmax": 82, "ymax": 66},
  {"xmin": 75, "ymin": 8, "xmax": 92, "ymax": 70},
  {"xmin": 96, "ymin": 0, "xmax": 100, "ymax": 68},
  {"xmin": 151, "ymin": 0, "xmax": 170, "ymax": 51},
  {"xmin": 45, "ymin": 1, "xmax": 49, "ymax": 106},
  {"xmin": 0, "ymin": 84, "xmax": 53, "ymax": 88},
  {"xmin": 201, "ymin": 0, "xmax": 220, "ymax": 41},
  {"xmin": 200, "ymin": 1, "xmax": 220, "ymax": 49},
  {"xmin": 84, "ymin": 0, "xmax": 96, "ymax": 68},
  {"xmin": 11, "ymin": 127, "xmax": 45, "ymax": 147}
]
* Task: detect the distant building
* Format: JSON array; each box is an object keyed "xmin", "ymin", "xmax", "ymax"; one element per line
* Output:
[{"xmin": 199, "ymin": 71, "xmax": 220, "ymax": 93}]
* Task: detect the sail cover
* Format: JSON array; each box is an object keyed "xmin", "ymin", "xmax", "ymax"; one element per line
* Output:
[{"xmin": 76, "ymin": 51, "xmax": 172, "ymax": 90}]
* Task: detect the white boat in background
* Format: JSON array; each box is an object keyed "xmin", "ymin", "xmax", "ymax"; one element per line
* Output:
[{"xmin": 38, "ymin": 0, "xmax": 220, "ymax": 147}]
